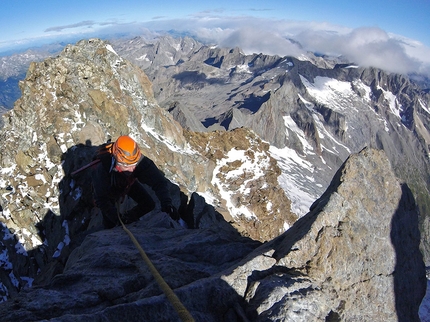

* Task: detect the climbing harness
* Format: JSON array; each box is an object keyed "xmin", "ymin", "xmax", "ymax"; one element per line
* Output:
[{"xmin": 116, "ymin": 205, "xmax": 195, "ymax": 322}]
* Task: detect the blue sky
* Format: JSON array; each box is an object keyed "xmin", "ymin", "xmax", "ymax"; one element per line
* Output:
[{"xmin": 1, "ymin": 0, "xmax": 430, "ymax": 76}]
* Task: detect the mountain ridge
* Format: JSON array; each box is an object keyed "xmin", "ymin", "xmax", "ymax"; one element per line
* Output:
[{"xmin": 109, "ymin": 35, "xmax": 430, "ymax": 262}]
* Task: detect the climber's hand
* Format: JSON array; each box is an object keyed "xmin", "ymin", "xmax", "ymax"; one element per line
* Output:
[{"xmin": 162, "ymin": 205, "xmax": 180, "ymax": 221}]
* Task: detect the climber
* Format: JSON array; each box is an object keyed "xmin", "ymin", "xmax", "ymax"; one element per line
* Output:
[{"xmin": 91, "ymin": 135, "xmax": 179, "ymax": 228}]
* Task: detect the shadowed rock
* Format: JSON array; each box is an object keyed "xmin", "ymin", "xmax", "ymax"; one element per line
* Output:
[{"xmin": 0, "ymin": 148, "xmax": 425, "ymax": 321}]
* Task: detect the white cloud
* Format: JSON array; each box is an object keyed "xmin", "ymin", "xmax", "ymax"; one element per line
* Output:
[
  {"xmin": 297, "ymin": 26, "xmax": 424, "ymax": 75},
  {"xmin": 219, "ymin": 26, "xmax": 304, "ymax": 57},
  {"xmin": 3, "ymin": 15, "xmax": 430, "ymax": 78},
  {"xmin": 136, "ymin": 16, "xmax": 430, "ymax": 77}
]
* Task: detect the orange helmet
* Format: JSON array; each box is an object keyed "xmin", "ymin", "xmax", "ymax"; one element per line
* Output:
[{"xmin": 112, "ymin": 135, "xmax": 142, "ymax": 165}]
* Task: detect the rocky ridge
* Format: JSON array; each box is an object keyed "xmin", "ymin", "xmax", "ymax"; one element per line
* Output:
[{"xmin": 0, "ymin": 38, "xmax": 295, "ymax": 301}]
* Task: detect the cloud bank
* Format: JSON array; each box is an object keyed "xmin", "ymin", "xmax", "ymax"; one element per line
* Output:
[
  {"xmin": 3, "ymin": 15, "xmax": 430, "ymax": 78},
  {"xmin": 133, "ymin": 16, "xmax": 430, "ymax": 77}
]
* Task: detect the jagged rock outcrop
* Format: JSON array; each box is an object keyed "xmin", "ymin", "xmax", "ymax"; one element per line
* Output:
[
  {"xmin": 184, "ymin": 128, "xmax": 296, "ymax": 240},
  {"xmin": 0, "ymin": 148, "xmax": 425, "ymax": 321},
  {"xmin": 254, "ymin": 147, "xmax": 426, "ymax": 321},
  {"xmin": 0, "ymin": 38, "xmax": 296, "ymax": 302}
]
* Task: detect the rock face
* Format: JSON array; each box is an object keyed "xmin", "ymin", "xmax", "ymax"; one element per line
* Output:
[
  {"xmin": 257, "ymin": 148, "xmax": 426, "ymax": 321},
  {"xmin": 0, "ymin": 147, "xmax": 425, "ymax": 321}
]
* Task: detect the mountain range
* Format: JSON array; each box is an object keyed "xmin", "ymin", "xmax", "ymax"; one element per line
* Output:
[
  {"xmin": 0, "ymin": 36, "xmax": 429, "ymax": 320},
  {"xmin": 109, "ymin": 35, "xmax": 430, "ymax": 256}
]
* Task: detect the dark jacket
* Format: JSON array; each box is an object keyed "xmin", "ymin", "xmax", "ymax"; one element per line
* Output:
[{"xmin": 92, "ymin": 153, "xmax": 172, "ymax": 226}]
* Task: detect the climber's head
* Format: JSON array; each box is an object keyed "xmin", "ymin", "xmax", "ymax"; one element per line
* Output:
[{"xmin": 112, "ymin": 135, "xmax": 141, "ymax": 171}]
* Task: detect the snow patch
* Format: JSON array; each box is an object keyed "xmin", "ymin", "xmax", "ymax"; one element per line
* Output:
[
  {"xmin": 211, "ymin": 148, "xmax": 270, "ymax": 220},
  {"xmin": 1, "ymin": 224, "xmax": 14, "ymax": 240},
  {"xmin": 235, "ymin": 64, "xmax": 252, "ymax": 74},
  {"xmin": 298, "ymin": 94, "xmax": 314, "ymax": 111},
  {"xmin": 52, "ymin": 220, "xmax": 71, "ymax": 258},
  {"xmin": 300, "ymin": 75, "xmax": 360, "ymax": 112},
  {"xmin": 15, "ymin": 242, "xmax": 28, "ymax": 256},
  {"xmin": 9, "ymin": 271, "xmax": 19, "ymax": 288},
  {"xmin": 0, "ymin": 165, "xmax": 16, "ymax": 188},
  {"xmin": 136, "ymin": 54, "xmax": 149, "ymax": 62},
  {"xmin": 106, "ymin": 44, "xmax": 118, "ymax": 56},
  {"xmin": 20, "ymin": 276, "xmax": 34, "ymax": 288},
  {"xmin": 270, "ymin": 145, "xmax": 316, "ymax": 217},
  {"xmin": 284, "ymin": 115, "xmax": 314, "ymax": 154},
  {"xmin": 35, "ymin": 173, "xmax": 46, "ymax": 184},
  {"xmin": 419, "ymin": 99, "xmax": 430, "ymax": 115},
  {"xmin": 378, "ymin": 86, "xmax": 403, "ymax": 119}
]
